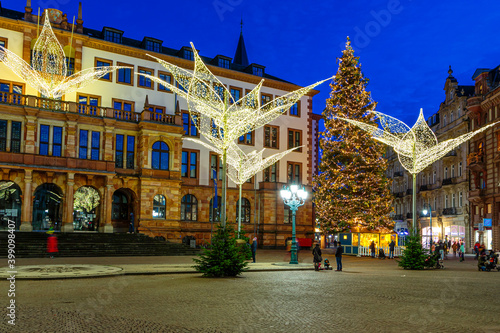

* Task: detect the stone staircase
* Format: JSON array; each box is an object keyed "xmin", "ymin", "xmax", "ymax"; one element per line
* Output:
[{"xmin": 0, "ymin": 232, "xmax": 200, "ymax": 258}]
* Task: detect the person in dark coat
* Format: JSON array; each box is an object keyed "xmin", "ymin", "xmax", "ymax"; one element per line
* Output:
[
  {"xmin": 251, "ymin": 237, "xmax": 257, "ymax": 263},
  {"xmin": 312, "ymin": 243, "xmax": 322, "ymax": 271},
  {"xmin": 369, "ymin": 241, "xmax": 376, "ymax": 258},
  {"xmin": 389, "ymin": 240, "xmax": 396, "ymax": 259},
  {"xmin": 335, "ymin": 241, "xmax": 343, "ymax": 271}
]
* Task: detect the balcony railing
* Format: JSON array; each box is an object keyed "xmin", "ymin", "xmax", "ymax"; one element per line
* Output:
[
  {"xmin": 442, "ymin": 207, "xmax": 458, "ymax": 216},
  {"xmin": 0, "ymin": 91, "xmax": 179, "ymax": 125},
  {"xmin": 442, "ymin": 178, "xmax": 456, "ymax": 186},
  {"xmin": 467, "ymin": 152, "xmax": 484, "ymax": 165}
]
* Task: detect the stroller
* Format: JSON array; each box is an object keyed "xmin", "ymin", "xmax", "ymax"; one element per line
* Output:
[
  {"xmin": 378, "ymin": 248, "xmax": 386, "ymax": 259},
  {"xmin": 323, "ymin": 258, "xmax": 333, "ymax": 270},
  {"xmin": 484, "ymin": 253, "xmax": 500, "ymax": 272}
]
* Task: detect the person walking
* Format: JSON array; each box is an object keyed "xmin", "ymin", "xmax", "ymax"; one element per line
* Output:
[
  {"xmin": 312, "ymin": 243, "xmax": 322, "ymax": 271},
  {"xmin": 389, "ymin": 240, "xmax": 396, "ymax": 259},
  {"xmin": 452, "ymin": 241, "xmax": 457, "ymax": 257},
  {"xmin": 369, "ymin": 241, "xmax": 376, "ymax": 258},
  {"xmin": 46, "ymin": 228, "xmax": 58, "ymax": 259},
  {"xmin": 474, "ymin": 242, "xmax": 480, "ymax": 260},
  {"xmin": 251, "ymin": 237, "xmax": 258, "ymax": 263},
  {"xmin": 335, "ymin": 241, "xmax": 343, "ymax": 271},
  {"xmin": 459, "ymin": 242, "xmax": 465, "ymax": 262},
  {"xmin": 438, "ymin": 241, "xmax": 444, "ymax": 260}
]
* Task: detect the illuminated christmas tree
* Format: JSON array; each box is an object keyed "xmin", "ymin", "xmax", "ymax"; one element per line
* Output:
[{"xmin": 313, "ymin": 38, "xmax": 393, "ymax": 232}]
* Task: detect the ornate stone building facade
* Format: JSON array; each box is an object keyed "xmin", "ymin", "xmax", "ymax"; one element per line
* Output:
[
  {"xmin": 0, "ymin": 3, "xmax": 319, "ymax": 248},
  {"xmin": 466, "ymin": 66, "xmax": 500, "ymax": 251}
]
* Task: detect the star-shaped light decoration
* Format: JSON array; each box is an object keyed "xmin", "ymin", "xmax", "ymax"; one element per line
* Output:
[
  {"xmin": 186, "ymin": 138, "xmax": 300, "ymax": 231},
  {"xmin": 0, "ymin": 10, "xmax": 126, "ymax": 99},
  {"xmin": 338, "ymin": 108, "xmax": 499, "ymax": 229},
  {"xmin": 139, "ymin": 42, "xmax": 332, "ymax": 226}
]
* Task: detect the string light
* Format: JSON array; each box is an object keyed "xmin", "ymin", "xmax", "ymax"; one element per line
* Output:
[
  {"xmin": 0, "ymin": 10, "xmax": 126, "ymax": 99},
  {"xmin": 337, "ymin": 108, "xmax": 499, "ymax": 174}
]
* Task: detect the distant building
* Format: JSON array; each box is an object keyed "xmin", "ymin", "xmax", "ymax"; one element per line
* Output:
[
  {"xmin": 466, "ymin": 65, "xmax": 500, "ymax": 251},
  {"xmin": 0, "ymin": 3, "xmax": 319, "ymax": 248},
  {"xmin": 387, "ymin": 67, "xmax": 473, "ymax": 248}
]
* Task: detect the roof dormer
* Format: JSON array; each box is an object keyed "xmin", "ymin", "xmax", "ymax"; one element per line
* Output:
[
  {"xmin": 212, "ymin": 55, "xmax": 232, "ymax": 69},
  {"xmin": 142, "ymin": 37, "xmax": 162, "ymax": 53},
  {"xmin": 246, "ymin": 63, "xmax": 265, "ymax": 77},
  {"xmin": 102, "ymin": 27, "xmax": 123, "ymax": 44}
]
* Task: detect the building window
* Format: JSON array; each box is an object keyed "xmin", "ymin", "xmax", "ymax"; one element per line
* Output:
[
  {"xmin": 458, "ymin": 162, "xmax": 462, "ymax": 177},
  {"xmin": 152, "ymin": 141, "xmax": 169, "ymax": 170},
  {"xmin": 230, "ymin": 87, "xmax": 242, "ymax": 104},
  {"xmin": 95, "ymin": 58, "xmax": 112, "ymax": 81},
  {"xmin": 218, "ymin": 58, "xmax": 230, "ymax": 69},
  {"xmin": 236, "ymin": 198, "xmax": 251, "ymax": 223},
  {"xmin": 238, "ymin": 131, "xmax": 254, "ymax": 145},
  {"xmin": 103, "ymin": 29, "xmax": 122, "ymax": 43},
  {"xmin": 479, "ymin": 172, "xmax": 486, "ymax": 189},
  {"xmin": 183, "ymin": 49, "xmax": 194, "ymax": 60},
  {"xmin": 145, "ymin": 40, "xmax": 161, "ymax": 52},
  {"xmin": 153, "ymin": 194, "xmax": 166, "ymax": 219},
  {"xmin": 444, "ymin": 167, "xmax": 448, "ymax": 180},
  {"xmin": 289, "ymin": 101, "xmax": 300, "ymax": 117},
  {"xmin": 443, "ymin": 115, "xmax": 447, "ymax": 126},
  {"xmin": 0, "ymin": 120, "xmax": 7, "ymax": 151},
  {"xmin": 450, "ymin": 111, "xmax": 454, "ymax": 123},
  {"xmin": 115, "ymin": 134, "xmax": 124, "ymax": 168},
  {"xmin": 65, "ymin": 57, "xmax": 75, "ymax": 76},
  {"xmin": 459, "ymin": 192, "xmax": 463, "ymax": 207},
  {"xmin": 214, "ymin": 84, "xmax": 225, "ymax": 101},
  {"xmin": 52, "ymin": 126, "xmax": 62, "ymax": 157},
  {"xmin": 181, "ymin": 194, "xmax": 198, "ymax": 221},
  {"xmin": 78, "ymin": 94, "xmax": 100, "ymax": 115},
  {"xmin": 182, "ymin": 150, "xmax": 198, "ymax": 178},
  {"xmin": 158, "ymin": 72, "xmax": 172, "ymax": 92},
  {"xmin": 112, "ymin": 99, "xmax": 135, "ymax": 120},
  {"xmin": 39, "ymin": 125, "xmax": 49, "ymax": 156},
  {"xmin": 452, "ymin": 193, "xmax": 456, "ymax": 208},
  {"xmin": 111, "ymin": 191, "xmax": 128, "ymax": 220},
  {"xmin": 253, "ymin": 66, "xmax": 263, "ymax": 77},
  {"xmin": 0, "ymin": 81, "xmax": 24, "ymax": 104},
  {"xmin": 0, "ymin": 37, "xmax": 7, "ymax": 48},
  {"xmin": 263, "ymin": 162, "xmax": 278, "ymax": 182},
  {"xmin": 288, "ymin": 129, "xmax": 302, "ymax": 151},
  {"xmin": 182, "ymin": 111, "xmax": 198, "ymax": 137},
  {"xmin": 284, "ymin": 206, "xmax": 292, "ymax": 224},
  {"xmin": 451, "ymin": 165, "xmax": 455, "ymax": 178},
  {"xmin": 91, "ymin": 132, "xmax": 100, "ymax": 160},
  {"xmin": 264, "ymin": 125, "xmax": 279, "ymax": 149},
  {"xmin": 210, "ymin": 196, "xmax": 222, "ymax": 222},
  {"xmin": 10, "ymin": 121, "xmax": 21, "ymax": 153},
  {"xmin": 126, "ymin": 136, "xmax": 135, "ymax": 169},
  {"xmin": 79, "ymin": 130, "xmax": 88, "ymax": 159},
  {"xmin": 210, "ymin": 153, "xmax": 223, "ymax": 180},
  {"xmin": 138, "ymin": 67, "xmax": 154, "ymax": 89},
  {"xmin": 261, "ymin": 93, "xmax": 272, "ymax": 106},
  {"xmin": 444, "ymin": 195, "xmax": 448, "ymax": 209},
  {"xmin": 287, "ymin": 162, "xmax": 301, "ymax": 184},
  {"xmin": 117, "ymin": 62, "xmax": 133, "ymax": 85}
]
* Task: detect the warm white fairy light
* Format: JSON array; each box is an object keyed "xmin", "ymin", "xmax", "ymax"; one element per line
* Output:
[
  {"xmin": 0, "ymin": 10, "xmax": 126, "ymax": 99},
  {"xmin": 338, "ymin": 108, "xmax": 498, "ymax": 174},
  {"xmin": 141, "ymin": 42, "xmax": 332, "ymax": 226},
  {"xmin": 140, "ymin": 42, "xmax": 331, "ymax": 150}
]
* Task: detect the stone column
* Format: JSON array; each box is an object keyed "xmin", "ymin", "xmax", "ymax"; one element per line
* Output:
[
  {"xmin": 101, "ymin": 181, "xmax": 114, "ymax": 233},
  {"xmin": 61, "ymin": 173, "xmax": 75, "ymax": 232},
  {"xmin": 20, "ymin": 170, "xmax": 33, "ymax": 231}
]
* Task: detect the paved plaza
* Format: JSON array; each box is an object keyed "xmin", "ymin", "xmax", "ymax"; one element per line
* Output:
[{"xmin": 1, "ymin": 250, "xmax": 500, "ymax": 332}]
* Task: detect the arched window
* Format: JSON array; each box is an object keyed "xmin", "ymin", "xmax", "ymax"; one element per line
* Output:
[
  {"xmin": 181, "ymin": 194, "xmax": 198, "ymax": 221},
  {"xmin": 236, "ymin": 198, "xmax": 251, "ymax": 223},
  {"xmin": 112, "ymin": 191, "xmax": 128, "ymax": 220},
  {"xmin": 0, "ymin": 181, "xmax": 22, "ymax": 230},
  {"xmin": 209, "ymin": 196, "xmax": 222, "ymax": 222},
  {"xmin": 153, "ymin": 194, "xmax": 166, "ymax": 219},
  {"xmin": 32, "ymin": 183, "xmax": 63, "ymax": 231},
  {"xmin": 152, "ymin": 141, "xmax": 169, "ymax": 170}
]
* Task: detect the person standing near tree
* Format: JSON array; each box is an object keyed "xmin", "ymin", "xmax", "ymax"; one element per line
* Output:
[
  {"xmin": 312, "ymin": 243, "xmax": 322, "ymax": 271},
  {"xmin": 370, "ymin": 241, "xmax": 376, "ymax": 258},
  {"xmin": 389, "ymin": 240, "xmax": 395, "ymax": 259},
  {"xmin": 335, "ymin": 241, "xmax": 343, "ymax": 271},
  {"xmin": 251, "ymin": 237, "xmax": 257, "ymax": 263}
]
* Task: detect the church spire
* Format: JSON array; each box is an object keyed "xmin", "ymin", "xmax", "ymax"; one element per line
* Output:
[{"xmin": 233, "ymin": 19, "xmax": 249, "ymax": 67}]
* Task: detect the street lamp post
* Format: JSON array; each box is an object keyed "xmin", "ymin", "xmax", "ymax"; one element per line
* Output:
[
  {"xmin": 280, "ymin": 185, "xmax": 307, "ymax": 264},
  {"xmin": 422, "ymin": 204, "xmax": 433, "ymax": 249}
]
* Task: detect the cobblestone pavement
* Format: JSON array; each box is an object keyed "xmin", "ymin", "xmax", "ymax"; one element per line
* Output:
[{"xmin": 1, "ymin": 253, "xmax": 500, "ymax": 332}]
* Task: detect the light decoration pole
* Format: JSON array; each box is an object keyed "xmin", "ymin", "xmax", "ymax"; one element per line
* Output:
[
  {"xmin": 0, "ymin": 10, "xmax": 125, "ymax": 99},
  {"xmin": 187, "ymin": 139, "xmax": 301, "ymax": 232},
  {"xmin": 422, "ymin": 204, "xmax": 433, "ymax": 249},
  {"xmin": 140, "ymin": 42, "xmax": 330, "ymax": 227},
  {"xmin": 338, "ymin": 108, "xmax": 499, "ymax": 232},
  {"xmin": 280, "ymin": 185, "xmax": 308, "ymax": 264}
]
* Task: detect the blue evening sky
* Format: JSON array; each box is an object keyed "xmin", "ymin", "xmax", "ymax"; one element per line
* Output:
[{"xmin": 4, "ymin": 0, "xmax": 500, "ymax": 127}]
